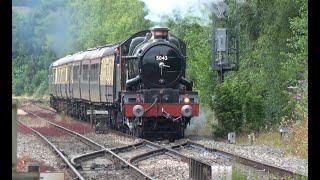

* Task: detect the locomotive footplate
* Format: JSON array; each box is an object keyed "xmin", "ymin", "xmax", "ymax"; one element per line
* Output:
[{"xmin": 87, "ymin": 110, "xmax": 109, "ymax": 133}]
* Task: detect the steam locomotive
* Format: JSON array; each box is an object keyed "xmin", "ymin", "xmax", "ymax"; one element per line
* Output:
[{"xmin": 49, "ymin": 27, "xmax": 199, "ymax": 140}]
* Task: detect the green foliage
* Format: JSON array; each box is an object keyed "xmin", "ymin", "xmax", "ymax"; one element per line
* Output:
[
  {"xmin": 211, "ymin": 78, "xmax": 266, "ymax": 135},
  {"xmin": 285, "ymin": 0, "xmax": 308, "ymax": 119},
  {"xmin": 12, "ymin": 0, "xmax": 150, "ymax": 96},
  {"xmin": 183, "ymin": 25, "xmax": 217, "ymax": 105},
  {"xmin": 59, "ymin": 111, "xmax": 66, "ymax": 120},
  {"xmin": 67, "ymin": 0, "xmax": 151, "ymax": 51},
  {"xmin": 31, "ymin": 69, "xmax": 48, "ymax": 96},
  {"xmin": 232, "ymin": 167, "xmax": 248, "ymax": 179},
  {"xmin": 212, "ymin": 81, "xmax": 245, "ymax": 134},
  {"xmin": 34, "ymin": 81, "xmax": 48, "ymax": 98},
  {"xmin": 12, "ymin": 64, "xmax": 33, "ymax": 95},
  {"xmin": 211, "ymin": 0, "xmax": 306, "ymax": 136}
]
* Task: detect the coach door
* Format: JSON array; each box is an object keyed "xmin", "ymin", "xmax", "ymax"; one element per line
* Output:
[
  {"xmin": 89, "ymin": 59, "xmax": 100, "ymax": 102},
  {"xmin": 52, "ymin": 68, "xmax": 57, "ymax": 96},
  {"xmin": 68, "ymin": 64, "xmax": 73, "ymax": 98},
  {"xmin": 64, "ymin": 66, "xmax": 68, "ymax": 98},
  {"xmin": 81, "ymin": 60, "xmax": 90, "ymax": 101},
  {"xmin": 58, "ymin": 67, "xmax": 63, "ymax": 97},
  {"xmin": 100, "ymin": 55, "xmax": 114, "ymax": 103}
]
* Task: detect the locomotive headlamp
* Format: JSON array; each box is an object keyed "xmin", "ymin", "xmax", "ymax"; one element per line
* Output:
[
  {"xmin": 181, "ymin": 105, "xmax": 192, "ymax": 117},
  {"xmin": 183, "ymin": 96, "xmax": 190, "ymax": 103},
  {"xmin": 133, "ymin": 105, "xmax": 145, "ymax": 117}
]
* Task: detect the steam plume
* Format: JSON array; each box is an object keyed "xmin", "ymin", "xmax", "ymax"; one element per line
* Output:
[
  {"xmin": 139, "ymin": 0, "xmax": 224, "ymax": 25},
  {"xmin": 185, "ymin": 107, "xmax": 214, "ymax": 136}
]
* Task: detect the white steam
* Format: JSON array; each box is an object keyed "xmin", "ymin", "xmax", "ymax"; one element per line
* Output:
[
  {"xmin": 185, "ymin": 107, "xmax": 214, "ymax": 136},
  {"xmin": 139, "ymin": 0, "xmax": 224, "ymax": 25}
]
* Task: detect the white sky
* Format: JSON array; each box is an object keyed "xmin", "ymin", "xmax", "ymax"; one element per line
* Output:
[{"xmin": 140, "ymin": 0, "xmax": 223, "ymax": 23}]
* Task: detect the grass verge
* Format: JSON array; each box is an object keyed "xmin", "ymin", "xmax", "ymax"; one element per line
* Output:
[{"xmin": 234, "ymin": 118, "xmax": 308, "ymax": 160}]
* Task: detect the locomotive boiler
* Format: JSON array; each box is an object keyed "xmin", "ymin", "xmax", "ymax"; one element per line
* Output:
[{"xmin": 49, "ymin": 27, "xmax": 199, "ymax": 140}]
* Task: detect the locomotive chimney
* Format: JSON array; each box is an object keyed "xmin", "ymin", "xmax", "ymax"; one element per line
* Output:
[{"xmin": 150, "ymin": 27, "xmax": 169, "ymax": 40}]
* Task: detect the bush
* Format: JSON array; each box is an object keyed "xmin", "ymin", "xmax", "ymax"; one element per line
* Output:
[
  {"xmin": 12, "ymin": 78, "xmax": 25, "ymax": 96},
  {"xmin": 212, "ymin": 81, "xmax": 245, "ymax": 136},
  {"xmin": 31, "ymin": 69, "xmax": 47, "ymax": 90},
  {"xmin": 286, "ymin": 118, "xmax": 308, "ymax": 159},
  {"xmin": 211, "ymin": 79, "xmax": 269, "ymax": 137},
  {"xmin": 33, "ymin": 80, "xmax": 48, "ymax": 98}
]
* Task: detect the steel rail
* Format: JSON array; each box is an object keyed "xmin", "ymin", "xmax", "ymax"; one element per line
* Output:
[
  {"xmin": 18, "ymin": 120, "xmax": 85, "ymax": 180},
  {"xmin": 111, "ymin": 140, "xmax": 189, "ymax": 164},
  {"xmin": 114, "ymin": 139, "xmax": 207, "ymax": 165},
  {"xmin": 178, "ymin": 140, "xmax": 307, "ymax": 178},
  {"xmin": 70, "ymin": 150, "xmax": 106, "ymax": 166},
  {"xmin": 20, "ymin": 108, "xmax": 154, "ymax": 180},
  {"xmin": 22, "ymin": 108, "xmax": 103, "ymax": 150},
  {"xmin": 25, "ymin": 103, "xmax": 307, "ymax": 178},
  {"xmin": 129, "ymin": 148, "xmax": 168, "ymax": 164},
  {"xmin": 23, "ymin": 106, "xmax": 218, "ymax": 179},
  {"xmin": 142, "ymin": 140, "xmax": 191, "ymax": 162},
  {"xmin": 129, "ymin": 148, "xmax": 186, "ymax": 164},
  {"xmin": 111, "ymin": 140, "xmax": 161, "ymax": 154},
  {"xmin": 29, "ymin": 101, "xmax": 56, "ymax": 113},
  {"xmin": 122, "ymin": 139, "xmax": 212, "ymax": 180},
  {"xmin": 24, "ymin": 103, "xmax": 212, "ymax": 179}
]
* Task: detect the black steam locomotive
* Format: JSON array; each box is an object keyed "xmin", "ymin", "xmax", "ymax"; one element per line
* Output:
[{"xmin": 49, "ymin": 27, "xmax": 199, "ymax": 140}]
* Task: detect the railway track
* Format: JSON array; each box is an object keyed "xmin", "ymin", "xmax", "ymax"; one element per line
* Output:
[
  {"xmin": 21, "ymin": 102, "xmax": 308, "ymax": 179},
  {"xmin": 170, "ymin": 140, "xmax": 307, "ymax": 179},
  {"xmin": 19, "ymin": 104, "xmax": 217, "ymax": 179},
  {"xmin": 111, "ymin": 140, "xmax": 195, "ymax": 179},
  {"xmin": 19, "ymin": 108, "xmax": 153, "ymax": 180},
  {"xmin": 28, "ymin": 100, "xmax": 56, "ymax": 113},
  {"xmin": 19, "ymin": 106, "xmax": 207, "ymax": 179}
]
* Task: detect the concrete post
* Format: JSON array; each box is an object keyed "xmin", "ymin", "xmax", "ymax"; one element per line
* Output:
[
  {"xmin": 228, "ymin": 132, "xmax": 236, "ymax": 144},
  {"xmin": 249, "ymin": 131, "xmax": 254, "ymax": 145},
  {"xmin": 279, "ymin": 127, "xmax": 289, "ymax": 141},
  {"xmin": 12, "ymin": 99, "xmax": 17, "ymax": 172}
]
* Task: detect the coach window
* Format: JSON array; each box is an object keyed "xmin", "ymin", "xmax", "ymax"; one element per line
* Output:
[
  {"xmin": 90, "ymin": 63, "xmax": 99, "ymax": 81},
  {"xmin": 83, "ymin": 64, "xmax": 89, "ymax": 81},
  {"xmin": 57, "ymin": 68, "xmax": 60, "ymax": 83},
  {"xmin": 62, "ymin": 67, "xmax": 66, "ymax": 83},
  {"xmin": 65, "ymin": 66, "xmax": 69, "ymax": 82},
  {"xmin": 53, "ymin": 69, "xmax": 56, "ymax": 84},
  {"xmin": 64, "ymin": 67, "xmax": 67, "ymax": 82},
  {"xmin": 66, "ymin": 66, "xmax": 68, "ymax": 82},
  {"xmin": 60, "ymin": 67, "xmax": 63, "ymax": 83},
  {"xmin": 73, "ymin": 65, "xmax": 79, "ymax": 81},
  {"xmin": 56, "ymin": 68, "xmax": 58, "ymax": 83},
  {"xmin": 68, "ymin": 66, "xmax": 71, "ymax": 82}
]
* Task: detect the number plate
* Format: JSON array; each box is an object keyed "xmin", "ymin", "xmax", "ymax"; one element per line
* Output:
[{"xmin": 155, "ymin": 56, "xmax": 168, "ymax": 61}]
